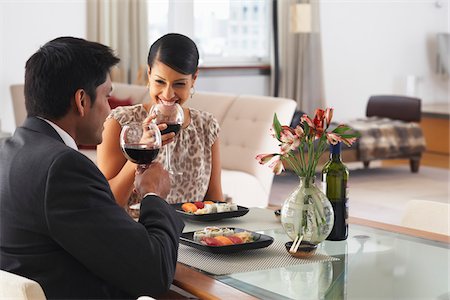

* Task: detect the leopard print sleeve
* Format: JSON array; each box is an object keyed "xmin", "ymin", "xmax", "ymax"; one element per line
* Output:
[
  {"xmin": 205, "ymin": 112, "xmax": 220, "ymax": 147},
  {"xmin": 107, "ymin": 104, "xmax": 147, "ymax": 127}
]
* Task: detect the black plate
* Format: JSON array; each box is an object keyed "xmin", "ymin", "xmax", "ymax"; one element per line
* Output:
[
  {"xmin": 180, "ymin": 227, "xmax": 274, "ymax": 254},
  {"xmin": 171, "ymin": 202, "xmax": 249, "ymax": 221}
]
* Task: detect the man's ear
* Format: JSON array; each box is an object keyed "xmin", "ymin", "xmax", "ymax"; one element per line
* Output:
[{"xmin": 74, "ymin": 89, "xmax": 88, "ymax": 117}]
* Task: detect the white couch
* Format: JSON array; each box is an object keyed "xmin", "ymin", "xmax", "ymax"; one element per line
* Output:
[{"xmin": 10, "ymin": 83, "xmax": 296, "ymax": 207}]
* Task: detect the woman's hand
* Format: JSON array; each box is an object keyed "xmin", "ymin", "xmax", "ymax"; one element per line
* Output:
[{"xmin": 143, "ymin": 114, "xmax": 175, "ymax": 146}]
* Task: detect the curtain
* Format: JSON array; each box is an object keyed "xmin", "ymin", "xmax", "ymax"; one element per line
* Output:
[
  {"xmin": 272, "ymin": 0, "xmax": 325, "ymax": 116},
  {"xmin": 87, "ymin": 0, "xmax": 149, "ymax": 85}
]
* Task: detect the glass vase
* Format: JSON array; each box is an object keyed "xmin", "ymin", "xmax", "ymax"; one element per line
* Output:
[{"xmin": 281, "ymin": 177, "xmax": 334, "ymax": 245}]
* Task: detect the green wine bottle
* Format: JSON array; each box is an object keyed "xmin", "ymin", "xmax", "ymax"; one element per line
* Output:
[{"xmin": 322, "ymin": 142, "xmax": 349, "ymax": 241}]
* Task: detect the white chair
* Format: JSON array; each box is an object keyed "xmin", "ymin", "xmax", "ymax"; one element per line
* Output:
[
  {"xmin": 400, "ymin": 200, "xmax": 450, "ymax": 235},
  {"xmin": 0, "ymin": 270, "xmax": 46, "ymax": 300}
]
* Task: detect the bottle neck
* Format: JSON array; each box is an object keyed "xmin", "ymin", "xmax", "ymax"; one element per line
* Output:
[{"xmin": 330, "ymin": 142, "xmax": 342, "ymax": 162}]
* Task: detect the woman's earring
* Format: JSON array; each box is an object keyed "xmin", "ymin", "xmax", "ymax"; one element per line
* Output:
[{"xmin": 190, "ymin": 86, "xmax": 195, "ymax": 98}]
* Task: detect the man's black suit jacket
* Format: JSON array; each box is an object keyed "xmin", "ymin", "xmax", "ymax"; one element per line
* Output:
[{"xmin": 0, "ymin": 117, "xmax": 185, "ymax": 299}]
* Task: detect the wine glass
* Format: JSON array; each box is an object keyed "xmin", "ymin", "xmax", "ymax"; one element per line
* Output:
[
  {"xmin": 120, "ymin": 122, "xmax": 162, "ymax": 166},
  {"xmin": 149, "ymin": 103, "xmax": 184, "ymax": 175}
]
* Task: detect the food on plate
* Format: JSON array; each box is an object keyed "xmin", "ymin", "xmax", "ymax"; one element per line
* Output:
[
  {"xmin": 226, "ymin": 236, "xmax": 243, "ymax": 244},
  {"xmin": 233, "ymin": 231, "xmax": 253, "ymax": 243},
  {"xmin": 193, "ymin": 227, "xmax": 254, "ymax": 246},
  {"xmin": 193, "ymin": 201, "xmax": 204, "ymax": 209},
  {"xmin": 181, "ymin": 202, "xmax": 197, "ymax": 213},
  {"xmin": 201, "ymin": 237, "xmax": 222, "ymax": 246},
  {"xmin": 214, "ymin": 236, "xmax": 234, "ymax": 246},
  {"xmin": 181, "ymin": 201, "xmax": 238, "ymax": 215}
]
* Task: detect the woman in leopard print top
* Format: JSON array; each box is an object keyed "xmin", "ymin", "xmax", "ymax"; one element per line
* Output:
[{"xmin": 97, "ymin": 33, "xmax": 223, "ymax": 208}]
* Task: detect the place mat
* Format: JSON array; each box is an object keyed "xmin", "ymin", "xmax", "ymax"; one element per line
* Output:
[
  {"xmin": 177, "ymin": 239, "xmax": 339, "ymax": 276},
  {"xmin": 182, "ymin": 207, "xmax": 281, "ymax": 233}
]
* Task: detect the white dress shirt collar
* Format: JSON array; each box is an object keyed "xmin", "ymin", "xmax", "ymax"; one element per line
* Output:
[{"xmin": 38, "ymin": 117, "xmax": 79, "ymax": 151}]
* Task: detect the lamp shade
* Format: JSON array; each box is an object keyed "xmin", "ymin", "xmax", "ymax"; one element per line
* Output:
[{"xmin": 290, "ymin": 3, "xmax": 312, "ymax": 33}]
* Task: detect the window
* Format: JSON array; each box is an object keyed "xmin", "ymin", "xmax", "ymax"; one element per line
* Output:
[{"xmin": 147, "ymin": 0, "xmax": 270, "ymax": 66}]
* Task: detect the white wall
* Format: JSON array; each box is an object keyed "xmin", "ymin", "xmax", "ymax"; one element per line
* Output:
[
  {"xmin": 320, "ymin": 1, "xmax": 449, "ymax": 122},
  {"xmin": 0, "ymin": 0, "xmax": 86, "ymax": 134}
]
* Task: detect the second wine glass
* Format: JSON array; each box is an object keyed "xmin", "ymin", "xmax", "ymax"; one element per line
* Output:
[
  {"xmin": 120, "ymin": 122, "xmax": 162, "ymax": 165},
  {"xmin": 149, "ymin": 103, "xmax": 184, "ymax": 175}
]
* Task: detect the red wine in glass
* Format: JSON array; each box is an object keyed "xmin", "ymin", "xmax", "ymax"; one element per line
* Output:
[
  {"xmin": 122, "ymin": 144, "xmax": 160, "ymax": 165},
  {"xmin": 149, "ymin": 103, "xmax": 184, "ymax": 176},
  {"xmin": 120, "ymin": 122, "xmax": 162, "ymax": 166},
  {"xmin": 160, "ymin": 123, "xmax": 181, "ymax": 136}
]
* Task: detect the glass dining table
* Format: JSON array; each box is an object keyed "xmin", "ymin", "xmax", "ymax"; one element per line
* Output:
[{"xmin": 172, "ymin": 208, "xmax": 450, "ymax": 300}]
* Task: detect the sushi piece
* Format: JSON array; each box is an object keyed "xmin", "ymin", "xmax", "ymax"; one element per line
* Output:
[
  {"xmin": 201, "ymin": 237, "xmax": 222, "ymax": 246},
  {"xmin": 221, "ymin": 228, "xmax": 234, "ymax": 236},
  {"xmin": 229, "ymin": 203, "xmax": 238, "ymax": 211},
  {"xmin": 227, "ymin": 235, "xmax": 243, "ymax": 244},
  {"xmin": 193, "ymin": 230, "xmax": 208, "ymax": 242},
  {"xmin": 208, "ymin": 228, "xmax": 223, "ymax": 237},
  {"xmin": 204, "ymin": 203, "xmax": 216, "ymax": 213},
  {"xmin": 233, "ymin": 231, "xmax": 253, "ymax": 243},
  {"xmin": 216, "ymin": 203, "xmax": 231, "ymax": 213},
  {"xmin": 214, "ymin": 236, "xmax": 234, "ymax": 246},
  {"xmin": 181, "ymin": 202, "xmax": 197, "ymax": 213},
  {"xmin": 193, "ymin": 201, "xmax": 205, "ymax": 209},
  {"xmin": 194, "ymin": 208, "xmax": 208, "ymax": 215}
]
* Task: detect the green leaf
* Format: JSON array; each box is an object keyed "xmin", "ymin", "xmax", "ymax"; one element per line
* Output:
[
  {"xmin": 273, "ymin": 113, "xmax": 282, "ymax": 140},
  {"xmin": 303, "ymin": 122, "xmax": 310, "ymax": 136},
  {"xmin": 340, "ymin": 133, "xmax": 360, "ymax": 138},
  {"xmin": 332, "ymin": 125, "xmax": 352, "ymax": 134}
]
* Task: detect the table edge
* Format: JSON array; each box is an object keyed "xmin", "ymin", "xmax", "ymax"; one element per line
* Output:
[
  {"xmin": 173, "ymin": 263, "xmax": 259, "ymax": 300},
  {"xmin": 349, "ymin": 216, "xmax": 450, "ymax": 244}
]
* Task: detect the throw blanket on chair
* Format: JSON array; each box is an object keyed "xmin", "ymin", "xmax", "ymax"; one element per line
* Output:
[{"xmin": 350, "ymin": 117, "xmax": 426, "ymax": 161}]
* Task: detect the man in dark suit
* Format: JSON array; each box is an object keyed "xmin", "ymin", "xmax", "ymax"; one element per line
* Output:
[{"xmin": 0, "ymin": 37, "xmax": 185, "ymax": 299}]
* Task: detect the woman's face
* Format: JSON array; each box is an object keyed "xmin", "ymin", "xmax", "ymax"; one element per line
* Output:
[{"xmin": 147, "ymin": 60, "xmax": 197, "ymax": 107}]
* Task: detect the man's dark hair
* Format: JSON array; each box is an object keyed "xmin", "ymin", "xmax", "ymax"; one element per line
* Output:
[
  {"xmin": 24, "ymin": 36, "xmax": 120, "ymax": 120},
  {"xmin": 147, "ymin": 33, "xmax": 199, "ymax": 75}
]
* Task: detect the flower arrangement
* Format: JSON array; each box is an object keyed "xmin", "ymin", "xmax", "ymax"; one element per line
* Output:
[{"xmin": 256, "ymin": 108, "xmax": 359, "ymax": 178}]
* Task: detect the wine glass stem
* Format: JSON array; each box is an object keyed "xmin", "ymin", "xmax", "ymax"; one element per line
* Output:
[{"xmin": 165, "ymin": 144, "xmax": 172, "ymax": 172}]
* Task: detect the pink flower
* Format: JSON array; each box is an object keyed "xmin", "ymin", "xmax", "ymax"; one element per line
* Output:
[
  {"xmin": 256, "ymin": 109, "xmax": 358, "ymax": 177},
  {"xmin": 294, "ymin": 125, "xmax": 304, "ymax": 137},
  {"xmin": 279, "ymin": 126, "xmax": 300, "ymax": 154},
  {"xmin": 341, "ymin": 136, "xmax": 357, "ymax": 147},
  {"xmin": 300, "ymin": 114, "xmax": 314, "ymax": 129},
  {"xmin": 313, "ymin": 109, "xmax": 326, "ymax": 138},
  {"xmin": 255, "ymin": 153, "xmax": 277, "ymax": 165},
  {"xmin": 326, "ymin": 132, "xmax": 341, "ymax": 145},
  {"xmin": 325, "ymin": 108, "xmax": 333, "ymax": 128},
  {"xmin": 269, "ymin": 157, "xmax": 284, "ymax": 175}
]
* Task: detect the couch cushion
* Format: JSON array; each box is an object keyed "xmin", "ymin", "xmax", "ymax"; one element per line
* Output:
[
  {"xmin": 221, "ymin": 169, "xmax": 269, "ymax": 208},
  {"xmin": 189, "ymin": 92, "xmax": 236, "ymax": 125}
]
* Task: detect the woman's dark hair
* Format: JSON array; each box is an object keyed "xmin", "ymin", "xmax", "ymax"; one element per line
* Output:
[
  {"xmin": 147, "ymin": 33, "xmax": 199, "ymax": 75},
  {"xmin": 24, "ymin": 36, "xmax": 120, "ymax": 120}
]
